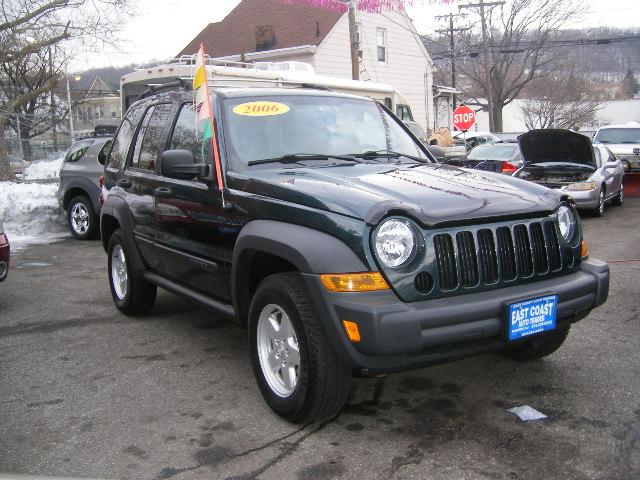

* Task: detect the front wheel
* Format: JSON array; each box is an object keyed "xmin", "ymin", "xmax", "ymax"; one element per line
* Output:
[
  {"xmin": 612, "ymin": 182, "xmax": 623, "ymax": 206},
  {"xmin": 592, "ymin": 189, "xmax": 605, "ymax": 217},
  {"xmin": 107, "ymin": 229, "xmax": 157, "ymax": 315},
  {"xmin": 501, "ymin": 325, "xmax": 570, "ymax": 361},
  {"xmin": 248, "ymin": 273, "xmax": 351, "ymax": 423}
]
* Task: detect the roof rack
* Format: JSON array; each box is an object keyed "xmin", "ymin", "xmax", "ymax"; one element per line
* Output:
[{"xmin": 136, "ymin": 78, "xmax": 192, "ymax": 102}]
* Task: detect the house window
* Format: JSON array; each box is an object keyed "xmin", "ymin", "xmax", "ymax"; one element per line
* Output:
[
  {"xmin": 377, "ymin": 28, "xmax": 387, "ymax": 63},
  {"xmin": 255, "ymin": 25, "xmax": 276, "ymax": 51}
]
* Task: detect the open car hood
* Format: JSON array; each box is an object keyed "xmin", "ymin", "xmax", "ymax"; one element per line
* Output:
[{"xmin": 518, "ymin": 129, "xmax": 596, "ymax": 168}]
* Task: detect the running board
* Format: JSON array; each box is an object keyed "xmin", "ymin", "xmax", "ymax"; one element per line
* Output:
[{"xmin": 142, "ymin": 272, "xmax": 236, "ymax": 320}]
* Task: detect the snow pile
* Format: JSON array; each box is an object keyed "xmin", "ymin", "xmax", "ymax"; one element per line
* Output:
[
  {"xmin": 23, "ymin": 157, "xmax": 64, "ymax": 181},
  {"xmin": 0, "ymin": 181, "xmax": 68, "ymax": 247}
]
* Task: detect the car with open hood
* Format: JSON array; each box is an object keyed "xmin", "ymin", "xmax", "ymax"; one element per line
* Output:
[
  {"xmin": 593, "ymin": 122, "xmax": 640, "ymax": 172},
  {"xmin": 515, "ymin": 129, "xmax": 624, "ymax": 216},
  {"xmin": 100, "ymin": 87, "xmax": 609, "ymax": 423}
]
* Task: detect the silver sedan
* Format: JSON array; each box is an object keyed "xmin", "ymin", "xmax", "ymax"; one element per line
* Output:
[{"xmin": 560, "ymin": 144, "xmax": 625, "ymax": 216}]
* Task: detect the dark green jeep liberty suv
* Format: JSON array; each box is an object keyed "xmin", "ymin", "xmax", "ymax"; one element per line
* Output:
[{"xmin": 101, "ymin": 87, "xmax": 609, "ymax": 423}]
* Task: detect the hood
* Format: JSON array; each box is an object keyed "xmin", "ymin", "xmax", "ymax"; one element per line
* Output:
[
  {"xmin": 228, "ymin": 163, "xmax": 561, "ymax": 226},
  {"xmin": 518, "ymin": 129, "xmax": 596, "ymax": 168}
]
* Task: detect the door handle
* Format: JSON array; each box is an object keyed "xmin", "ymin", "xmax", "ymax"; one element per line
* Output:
[
  {"xmin": 154, "ymin": 186, "xmax": 173, "ymax": 198},
  {"xmin": 118, "ymin": 179, "xmax": 132, "ymax": 189}
]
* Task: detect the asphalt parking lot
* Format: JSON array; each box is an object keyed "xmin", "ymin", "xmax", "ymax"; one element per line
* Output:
[{"xmin": 1, "ymin": 200, "xmax": 639, "ymax": 480}]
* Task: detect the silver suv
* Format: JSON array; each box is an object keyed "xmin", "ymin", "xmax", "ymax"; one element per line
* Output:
[
  {"xmin": 593, "ymin": 122, "xmax": 640, "ymax": 172},
  {"xmin": 57, "ymin": 136, "xmax": 112, "ymax": 240}
]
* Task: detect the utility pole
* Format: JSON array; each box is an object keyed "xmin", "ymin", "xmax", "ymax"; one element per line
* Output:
[
  {"xmin": 16, "ymin": 114, "xmax": 24, "ymax": 160},
  {"xmin": 65, "ymin": 76, "xmax": 75, "ymax": 144},
  {"xmin": 348, "ymin": 0, "xmax": 359, "ymax": 80},
  {"xmin": 435, "ymin": 13, "xmax": 468, "ymax": 109},
  {"xmin": 48, "ymin": 46, "xmax": 58, "ymax": 152},
  {"xmin": 459, "ymin": 0, "xmax": 504, "ymax": 132}
]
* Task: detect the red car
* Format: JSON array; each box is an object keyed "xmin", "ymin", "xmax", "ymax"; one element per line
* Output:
[{"xmin": 0, "ymin": 221, "xmax": 9, "ymax": 282}]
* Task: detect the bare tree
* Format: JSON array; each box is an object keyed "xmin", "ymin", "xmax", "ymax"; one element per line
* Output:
[
  {"xmin": 456, "ymin": 0, "xmax": 583, "ymax": 131},
  {"xmin": 519, "ymin": 69, "xmax": 605, "ymax": 130},
  {"xmin": 0, "ymin": 0, "xmax": 130, "ymax": 180}
]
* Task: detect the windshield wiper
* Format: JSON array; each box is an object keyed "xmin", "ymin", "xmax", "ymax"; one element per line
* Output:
[
  {"xmin": 247, "ymin": 153, "xmax": 359, "ymax": 166},
  {"xmin": 351, "ymin": 149, "xmax": 428, "ymax": 163}
]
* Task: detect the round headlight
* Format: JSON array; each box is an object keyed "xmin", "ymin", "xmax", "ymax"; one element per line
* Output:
[
  {"xmin": 557, "ymin": 205, "xmax": 577, "ymax": 242},
  {"xmin": 374, "ymin": 219, "xmax": 417, "ymax": 268}
]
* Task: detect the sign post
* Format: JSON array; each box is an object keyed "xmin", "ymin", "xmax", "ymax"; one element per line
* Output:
[{"xmin": 452, "ymin": 105, "xmax": 476, "ymax": 152}]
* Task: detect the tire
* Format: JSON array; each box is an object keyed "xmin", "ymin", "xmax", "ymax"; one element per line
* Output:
[
  {"xmin": 67, "ymin": 195, "xmax": 99, "ymax": 240},
  {"xmin": 592, "ymin": 189, "xmax": 605, "ymax": 217},
  {"xmin": 248, "ymin": 273, "xmax": 351, "ymax": 423},
  {"xmin": 107, "ymin": 229, "xmax": 157, "ymax": 315},
  {"xmin": 612, "ymin": 182, "xmax": 623, "ymax": 206},
  {"xmin": 501, "ymin": 325, "xmax": 570, "ymax": 361}
]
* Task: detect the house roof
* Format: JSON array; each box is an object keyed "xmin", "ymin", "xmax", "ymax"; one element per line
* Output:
[{"xmin": 177, "ymin": 0, "xmax": 344, "ymax": 58}]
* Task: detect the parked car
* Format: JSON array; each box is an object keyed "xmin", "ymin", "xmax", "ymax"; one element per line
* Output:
[
  {"xmin": 101, "ymin": 88, "xmax": 609, "ymax": 423},
  {"xmin": 452, "ymin": 131, "xmax": 500, "ymax": 151},
  {"xmin": 0, "ymin": 221, "xmax": 9, "ymax": 282},
  {"xmin": 593, "ymin": 122, "xmax": 640, "ymax": 172},
  {"xmin": 9, "ymin": 155, "xmax": 29, "ymax": 176},
  {"xmin": 515, "ymin": 129, "xmax": 624, "ymax": 216},
  {"xmin": 57, "ymin": 136, "xmax": 112, "ymax": 239},
  {"xmin": 447, "ymin": 143, "xmax": 523, "ymax": 174}
]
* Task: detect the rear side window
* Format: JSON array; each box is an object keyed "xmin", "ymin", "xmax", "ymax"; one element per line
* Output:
[
  {"xmin": 131, "ymin": 103, "xmax": 174, "ymax": 171},
  {"xmin": 97, "ymin": 140, "xmax": 112, "ymax": 165},
  {"xmin": 65, "ymin": 139, "xmax": 93, "ymax": 162},
  {"xmin": 169, "ymin": 103, "xmax": 209, "ymax": 164},
  {"xmin": 108, "ymin": 105, "xmax": 143, "ymax": 169}
]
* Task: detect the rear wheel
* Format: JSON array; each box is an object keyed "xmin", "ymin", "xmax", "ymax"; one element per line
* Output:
[
  {"xmin": 612, "ymin": 182, "xmax": 623, "ymax": 206},
  {"xmin": 501, "ymin": 325, "xmax": 570, "ymax": 361},
  {"xmin": 248, "ymin": 273, "xmax": 351, "ymax": 423},
  {"xmin": 592, "ymin": 189, "xmax": 605, "ymax": 217},
  {"xmin": 67, "ymin": 195, "xmax": 98, "ymax": 240},
  {"xmin": 107, "ymin": 229, "xmax": 157, "ymax": 315}
]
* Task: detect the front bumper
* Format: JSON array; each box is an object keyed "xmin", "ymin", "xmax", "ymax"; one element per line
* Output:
[
  {"xmin": 563, "ymin": 188, "xmax": 600, "ymax": 209},
  {"xmin": 305, "ymin": 258, "xmax": 609, "ymax": 372}
]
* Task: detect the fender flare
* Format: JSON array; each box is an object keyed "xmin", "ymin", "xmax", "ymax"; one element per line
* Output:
[
  {"xmin": 60, "ymin": 176, "xmax": 102, "ymax": 216},
  {"xmin": 231, "ymin": 220, "xmax": 368, "ymax": 315},
  {"xmin": 100, "ymin": 195, "xmax": 146, "ymax": 273}
]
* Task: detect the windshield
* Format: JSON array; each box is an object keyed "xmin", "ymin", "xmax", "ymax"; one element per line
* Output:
[
  {"xmin": 594, "ymin": 128, "xmax": 640, "ymax": 144},
  {"xmin": 468, "ymin": 144, "xmax": 518, "ymax": 160},
  {"xmin": 222, "ymin": 95, "xmax": 427, "ymax": 167}
]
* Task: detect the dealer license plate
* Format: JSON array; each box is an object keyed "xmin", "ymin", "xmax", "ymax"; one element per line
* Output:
[{"xmin": 508, "ymin": 295, "xmax": 558, "ymax": 341}]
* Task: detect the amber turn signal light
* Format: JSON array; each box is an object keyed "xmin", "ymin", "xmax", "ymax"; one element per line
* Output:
[
  {"xmin": 581, "ymin": 240, "xmax": 588, "ymax": 258},
  {"xmin": 320, "ymin": 272, "xmax": 389, "ymax": 292},
  {"xmin": 342, "ymin": 320, "xmax": 361, "ymax": 342}
]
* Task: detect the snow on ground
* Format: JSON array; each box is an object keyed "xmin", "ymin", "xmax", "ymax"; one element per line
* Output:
[
  {"xmin": 0, "ymin": 181, "xmax": 68, "ymax": 248},
  {"xmin": 23, "ymin": 157, "xmax": 63, "ymax": 181}
]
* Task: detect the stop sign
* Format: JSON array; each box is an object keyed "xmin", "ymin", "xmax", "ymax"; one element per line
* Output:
[{"xmin": 453, "ymin": 105, "xmax": 476, "ymax": 132}]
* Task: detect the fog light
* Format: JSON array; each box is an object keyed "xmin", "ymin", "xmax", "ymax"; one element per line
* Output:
[
  {"xmin": 342, "ymin": 320, "xmax": 361, "ymax": 342},
  {"xmin": 581, "ymin": 240, "xmax": 588, "ymax": 258},
  {"xmin": 320, "ymin": 272, "xmax": 389, "ymax": 292}
]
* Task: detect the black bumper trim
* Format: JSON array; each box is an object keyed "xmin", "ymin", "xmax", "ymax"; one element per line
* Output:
[{"xmin": 303, "ymin": 257, "xmax": 609, "ymax": 372}]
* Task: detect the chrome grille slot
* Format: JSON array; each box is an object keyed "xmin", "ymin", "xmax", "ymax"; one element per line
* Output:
[
  {"xmin": 544, "ymin": 221, "xmax": 561, "ymax": 271},
  {"xmin": 530, "ymin": 222, "xmax": 548, "ymax": 274},
  {"xmin": 477, "ymin": 229, "xmax": 498, "ymax": 284},
  {"xmin": 433, "ymin": 233, "xmax": 458, "ymax": 289},
  {"xmin": 456, "ymin": 231, "xmax": 479, "ymax": 287},
  {"xmin": 513, "ymin": 224, "xmax": 533, "ymax": 277},
  {"xmin": 496, "ymin": 226, "xmax": 517, "ymax": 281}
]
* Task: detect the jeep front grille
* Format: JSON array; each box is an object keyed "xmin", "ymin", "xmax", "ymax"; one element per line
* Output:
[{"xmin": 432, "ymin": 220, "xmax": 563, "ymax": 291}]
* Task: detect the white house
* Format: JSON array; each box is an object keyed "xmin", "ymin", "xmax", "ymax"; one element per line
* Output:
[{"xmin": 178, "ymin": 0, "xmax": 435, "ymax": 129}]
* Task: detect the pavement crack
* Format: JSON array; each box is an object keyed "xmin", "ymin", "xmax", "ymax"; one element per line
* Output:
[
  {"xmin": 619, "ymin": 407, "xmax": 640, "ymax": 480},
  {"xmin": 154, "ymin": 422, "xmax": 318, "ymax": 480}
]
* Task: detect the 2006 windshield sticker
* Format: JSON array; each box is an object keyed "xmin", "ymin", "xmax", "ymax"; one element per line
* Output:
[{"xmin": 232, "ymin": 101, "xmax": 290, "ymax": 116}]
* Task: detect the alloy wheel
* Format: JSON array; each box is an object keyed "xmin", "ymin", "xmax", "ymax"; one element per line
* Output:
[
  {"xmin": 71, "ymin": 203, "xmax": 90, "ymax": 235},
  {"xmin": 256, "ymin": 303, "xmax": 301, "ymax": 398},
  {"xmin": 111, "ymin": 245, "xmax": 128, "ymax": 300}
]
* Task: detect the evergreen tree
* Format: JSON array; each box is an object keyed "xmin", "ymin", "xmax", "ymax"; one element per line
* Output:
[{"xmin": 621, "ymin": 68, "xmax": 639, "ymax": 99}]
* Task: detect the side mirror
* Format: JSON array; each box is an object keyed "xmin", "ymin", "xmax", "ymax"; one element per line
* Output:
[{"xmin": 160, "ymin": 150, "xmax": 208, "ymax": 180}]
